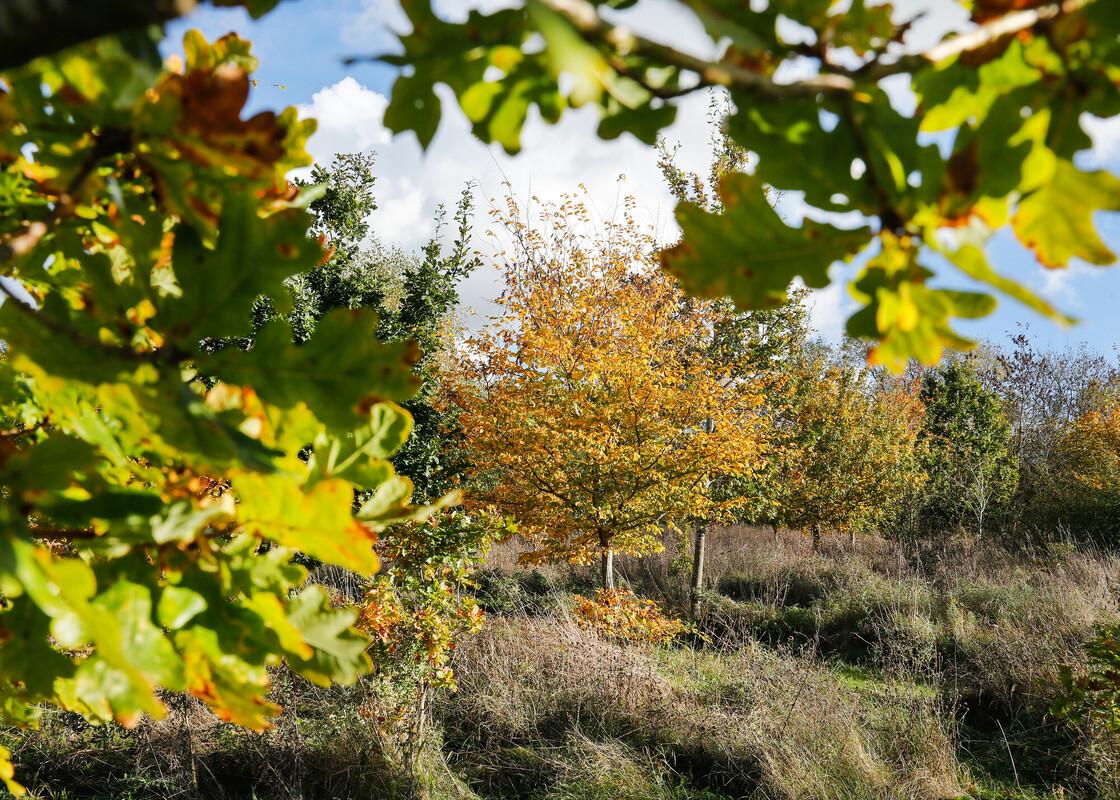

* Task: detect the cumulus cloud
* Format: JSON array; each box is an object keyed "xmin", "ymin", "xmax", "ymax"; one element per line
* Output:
[
  {"xmin": 1083, "ymin": 114, "xmax": 1120, "ymax": 169},
  {"xmin": 299, "ymin": 77, "xmax": 392, "ymax": 156},
  {"xmin": 298, "ymin": 74, "xmax": 717, "ymax": 314}
]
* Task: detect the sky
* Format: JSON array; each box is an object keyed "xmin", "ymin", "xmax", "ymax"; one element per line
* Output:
[{"xmin": 165, "ymin": 0, "xmax": 1120, "ymax": 355}]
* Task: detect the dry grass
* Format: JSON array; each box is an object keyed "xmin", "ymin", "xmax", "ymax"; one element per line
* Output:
[
  {"xmin": 441, "ymin": 615, "xmax": 963, "ymax": 800},
  {"xmin": 5, "ymin": 527, "xmax": 1119, "ymax": 800},
  {"xmin": 480, "ymin": 525, "xmax": 1120, "ymax": 799}
]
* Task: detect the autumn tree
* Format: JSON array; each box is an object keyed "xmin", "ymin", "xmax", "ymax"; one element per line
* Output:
[
  {"xmin": 984, "ymin": 331, "xmax": 1119, "ymax": 535},
  {"xmin": 450, "ymin": 193, "xmax": 770, "ymax": 589},
  {"xmin": 1044, "ymin": 394, "xmax": 1120, "ymax": 544},
  {"xmin": 774, "ymin": 359, "xmax": 927, "ymax": 550},
  {"xmin": 656, "ymin": 100, "xmax": 811, "ymax": 606}
]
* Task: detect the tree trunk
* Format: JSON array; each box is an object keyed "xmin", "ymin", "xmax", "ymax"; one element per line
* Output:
[
  {"xmin": 848, "ymin": 530, "xmax": 856, "ymax": 548},
  {"xmin": 598, "ymin": 530, "xmax": 614, "ymax": 590},
  {"xmin": 689, "ymin": 525, "xmax": 707, "ymax": 618},
  {"xmin": 771, "ymin": 523, "xmax": 780, "ymax": 544},
  {"xmin": 811, "ymin": 524, "xmax": 822, "ymax": 553}
]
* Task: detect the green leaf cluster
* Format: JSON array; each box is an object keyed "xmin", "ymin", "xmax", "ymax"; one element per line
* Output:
[
  {"xmin": 380, "ymin": 0, "xmax": 1120, "ymax": 367},
  {"xmin": 0, "ymin": 26, "xmax": 446, "ymax": 796}
]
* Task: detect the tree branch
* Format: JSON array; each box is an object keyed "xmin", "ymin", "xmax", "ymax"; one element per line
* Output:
[
  {"xmin": 540, "ymin": 0, "xmax": 854, "ymax": 98},
  {"xmin": 0, "ymin": 0, "xmax": 197, "ymax": 71},
  {"xmin": 857, "ymin": 0, "xmax": 1088, "ymax": 81},
  {"xmin": 538, "ymin": 0, "xmax": 1086, "ymax": 98}
]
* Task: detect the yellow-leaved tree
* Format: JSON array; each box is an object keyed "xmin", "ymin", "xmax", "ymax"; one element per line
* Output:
[
  {"xmin": 449, "ymin": 192, "xmax": 770, "ymax": 589},
  {"xmin": 774, "ymin": 360, "xmax": 927, "ymax": 550}
]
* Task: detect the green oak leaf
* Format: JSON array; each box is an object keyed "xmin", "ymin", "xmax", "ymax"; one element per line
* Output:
[
  {"xmin": 846, "ymin": 237, "xmax": 995, "ymax": 369},
  {"xmin": 384, "ymin": 71, "xmax": 443, "ymax": 150},
  {"xmin": 1012, "ymin": 158, "xmax": 1120, "ymax": 267},
  {"xmin": 662, "ymin": 173, "xmax": 871, "ymax": 309},
  {"xmin": 728, "ymin": 97, "xmax": 876, "ymax": 214},
  {"xmin": 0, "ymin": 601, "xmax": 76, "ymax": 698},
  {"xmin": 172, "ymin": 626, "xmax": 278, "ymax": 730},
  {"xmin": 234, "ymin": 472, "xmax": 382, "ymax": 574},
  {"xmin": 932, "ymin": 242, "xmax": 1074, "ymax": 325},
  {"xmin": 308, "ymin": 402, "xmax": 413, "ymax": 487},
  {"xmin": 156, "ymin": 586, "xmax": 209, "ymax": 630},
  {"xmin": 200, "ymin": 310, "xmax": 420, "ymax": 434},
  {"xmin": 160, "ymin": 194, "xmax": 323, "ymax": 341},
  {"xmin": 285, "ymin": 586, "xmax": 371, "ymax": 687}
]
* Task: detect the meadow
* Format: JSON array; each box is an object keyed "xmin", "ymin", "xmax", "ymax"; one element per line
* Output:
[{"xmin": 6, "ymin": 526, "xmax": 1118, "ymax": 800}]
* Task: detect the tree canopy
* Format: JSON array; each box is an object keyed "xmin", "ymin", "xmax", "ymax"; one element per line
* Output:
[{"xmin": 450, "ymin": 194, "xmax": 770, "ymax": 588}]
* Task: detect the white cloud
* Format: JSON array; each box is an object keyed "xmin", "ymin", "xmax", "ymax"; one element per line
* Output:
[
  {"xmin": 1083, "ymin": 114, "xmax": 1120, "ymax": 169},
  {"xmin": 340, "ymin": 0, "xmax": 408, "ymax": 50},
  {"xmin": 805, "ymin": 281, "xmax": 850, "ymax": 342},
  {"xmin": 298, "ymin": 75, "xmax": 716, "ymax": 315},
  {"xmin": 299, "ymin": 77, "xmax": 392, "ymax": 156},
  {"xmin": 1035, "ymin": 261, "xmax": 1107, "ymax": 311}
]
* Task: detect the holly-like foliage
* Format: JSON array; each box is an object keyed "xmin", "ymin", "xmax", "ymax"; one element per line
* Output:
[
  {"xmin": 378, "ymin": 0, "xmax": 1120, "ymax": 368},
  {"xmin": 448, "ymin": 192, "xmax": 771, "ymax": 587},
  {"xmin": 0, "ymin": 29, "xmax": 446, "ymax": 796}
]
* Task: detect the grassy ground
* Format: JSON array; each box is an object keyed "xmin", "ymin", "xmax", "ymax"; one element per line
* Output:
[{"xmin": 3, "ymin": 527, "xmax": 1119, "ymax": 799}]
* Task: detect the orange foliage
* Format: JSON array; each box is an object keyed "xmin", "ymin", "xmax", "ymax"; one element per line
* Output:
[
  {"xmin": 449, "ymin": 191, "xmax": 771, "ymax": 569},
  {"xmin": 572, "ymin": 588, "xmax": 685, "ymax": 645},
  {"xmin": 773, "ymin": 363, "xmax": 927, "ymax": 538}
]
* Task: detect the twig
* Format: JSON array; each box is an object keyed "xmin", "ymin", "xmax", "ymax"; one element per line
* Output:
[{"xmin": 0, "ymin": 420, "xmax": 47, "ymax": 439}]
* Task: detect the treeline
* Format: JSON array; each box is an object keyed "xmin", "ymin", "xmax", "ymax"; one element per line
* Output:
[{"xmin": 900, "ymin": 336, "xmax": 1119, "ymax": 545}]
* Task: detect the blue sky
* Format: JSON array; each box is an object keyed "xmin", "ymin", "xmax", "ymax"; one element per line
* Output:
[{"xmin": 167, "ymin": 0, "xmax": 1120, "ymax": 356}]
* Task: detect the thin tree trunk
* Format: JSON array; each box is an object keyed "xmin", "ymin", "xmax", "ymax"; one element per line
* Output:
[
  {"xmin": 771, "ymin": 523, "xmax": 780, "ymax": 544},
  {"xmin": 848, "ymin": 530, "xmax": 856, "ymax": 548},
  {"xmin": 811, "ymin": 524, "xmax": 822, "ymax": 553},
  {"xmin": 599, "ymin": 530, "xmax": 614, "ymax": 590},
  {"xmin": 690, "ymin": 524, "xmax": 707, "ymax": 618}
]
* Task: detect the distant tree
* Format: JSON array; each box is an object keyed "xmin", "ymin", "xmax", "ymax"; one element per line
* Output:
[
  {"xmin": 450, "ymin": 193, "xmax": 770, "ymax": 590},
  {"xmin": 916, "ymin": 358, "xmax": 1018, "ymax": 539},
  {"xmin": 1045, "ymin": 394, "xmax": 1120, "ymax": 544},
  {"xmin": 982, "ymin": 329, "xmax": 1119, "ymax": 534},
  {"xmin": 657, "ymin": 97, "xmax": 810, "ymax": 608},
  {"xmin": 258, "ymin": 152, "xmax": 479, "ymax": 501},
  {"xmin": 775, "ymin": 360, "xmax": 927, "ymax": 550}
]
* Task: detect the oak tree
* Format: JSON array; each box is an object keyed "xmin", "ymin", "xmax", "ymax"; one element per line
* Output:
[{"xmin": 450, "ymin": 193, "xmax": 770, "ymax": 589}]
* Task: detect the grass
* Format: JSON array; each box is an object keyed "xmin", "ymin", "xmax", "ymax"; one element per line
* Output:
[{"xmin": 3, "ymin": 526, "xmax": 1119, "ymax": 800}]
